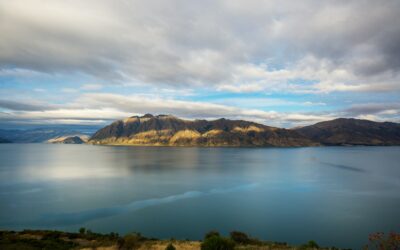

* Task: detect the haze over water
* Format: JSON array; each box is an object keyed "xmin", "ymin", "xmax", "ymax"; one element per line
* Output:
[{"xmin": 0, "ymin": 144, "xmax": 399, "ymax": 249}]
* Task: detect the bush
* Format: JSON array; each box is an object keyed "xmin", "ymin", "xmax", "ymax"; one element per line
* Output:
[
  {"xmin": 118, "ymin": 233, "xmax": 144, "ymax": 250},
  {"xmin": 204, "ymin": 230, "xmax": 220, "ymax": 239},
  {"xmin": 230, "ymin": 231, "xmax": 250, "ymax": 244},
  {"xmin": 365, "ymin": 232, "xmax": 400, "ymax": 250},
  {"xmin": 109, "ymin": 232, "xmax": 119, "ymax": 239},
  {"xmin": 301, "ymin": 240, "xmax": 319, "ymax": 249},
  {"xmin": 165, "ymin": 243, "xmax": 176, "ymax": 250},
  {"xmin": 79, "ymin": 227, "xmax": 86, "ymax": 234},
  {"xmin": 201, "ymin": 235, "xmax": 235, "ymax": 250}
]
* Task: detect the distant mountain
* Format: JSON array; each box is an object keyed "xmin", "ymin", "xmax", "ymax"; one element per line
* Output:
[
  {"xmin": 47, "ymin": 135, "xmax": 89, "ymax": 144},
  {"xmin": 295, "ymin": 118, "xmax": 400, "ymax": 145},
  {"xmin": 89, "ymin": 114, "xmax": 317, "ymax": 147},
  {"xmin": 0, "ymin": 128, "xmax": 91, "ymax": 143},
  {"xmin": 0, "ymin": 137, "xmax": 11, "ymax": 143}
]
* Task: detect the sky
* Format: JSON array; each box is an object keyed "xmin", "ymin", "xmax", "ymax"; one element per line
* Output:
[{"xmin": 0, "ymin": 0, "xmax": 400, "ymax": 129}]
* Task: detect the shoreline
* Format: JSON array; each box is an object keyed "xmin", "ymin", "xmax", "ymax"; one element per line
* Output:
[{"xmin": 0, "ymin": 229, "xmax": 347, "ymax": 250}]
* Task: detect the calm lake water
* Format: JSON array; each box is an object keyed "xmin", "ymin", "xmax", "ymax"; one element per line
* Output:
[{"xmin": 0, "ymin": 144, "xmax": 399, "ymax": 249}]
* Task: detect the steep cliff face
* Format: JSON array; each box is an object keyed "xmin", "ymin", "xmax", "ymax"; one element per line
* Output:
[
  {"xmin": 295, "ymin": 118, "xmax": 400, "ymax": 145},
  {"xmin": 89, "ymin": 114, "xmax": 317, "ymax": 147}
]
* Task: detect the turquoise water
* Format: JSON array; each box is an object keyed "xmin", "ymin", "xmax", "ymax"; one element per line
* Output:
[{"xmin": 0, "ymin": 144, "xmax": 399, "ymax": 249}]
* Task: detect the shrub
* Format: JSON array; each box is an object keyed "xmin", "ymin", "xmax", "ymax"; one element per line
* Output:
[
  {"xmin": 364, "ymin": 232, "xmax": 400, "ymax": 250},
  {"xmin": 119, "ymin": 233, "xmax": 144, "ymax": 250},
  {"xmin": 230, "ymin": 231, "xmax": 250, "ymax": 244},
  {"xmin": 301, "ymin": 240, "xmax": 319, "ymax": 249},
  {"xmin": 79, "ymin": 227, "xmax": 86, "ymax": 234},
  {"xmin": 201, "ymin": 235, "xmax": 235, "ymax": 250},
  {"xmin": 165, "ymin": 243, "xmax": 176, "ymax": 250},
  {"xmin": 204, "ymin": 230, "xmax": 220, "ymax": 239},
  {"xmin": 109, "ymin": 232, "xmax": 119, "ymax": 239},
  {"xmin": 42, "ymin": 231, "xmax": 63, "ymax": 240}
]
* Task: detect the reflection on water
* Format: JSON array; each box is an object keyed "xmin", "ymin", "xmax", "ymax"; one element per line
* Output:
[{"xmin": 0, "ymin": 144, "xmax": 399, "ymax": 249}]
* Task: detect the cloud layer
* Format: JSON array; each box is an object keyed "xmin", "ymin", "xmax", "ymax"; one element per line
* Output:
[
  {"xmin": 2, "ymin": 93, "xmax": 398, "ymax": 128},
  {"xmin": 1, "ymin": 0, "xmax": 400, "ymax": 92},
  {"xmin": 0, "ymin": 0, "xmax": 399, "ymax": 126}
]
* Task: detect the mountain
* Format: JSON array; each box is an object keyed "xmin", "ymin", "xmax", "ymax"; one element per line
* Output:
[
  {"xmin": 295, "ymin": 118, "xmax": 400, "ymax": 145},
  {"xmin": 0, "ymin": 137, "xmax": 11, "ymax": 143},
  {"xmin": 89, "ymin": 114, "xmax": 317, "ymax": 147},
  {"xmin": 0, "ymin": 128, "xmax": 91, "ymax": 143},
  {"xmin": 47, "ymin": 135, "xmax": 88, "ymax": 144}
]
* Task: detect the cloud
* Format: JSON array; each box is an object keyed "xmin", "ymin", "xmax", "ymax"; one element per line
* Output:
[
  {"xmin": 217, "ymin": 83, "xmax": 264, "ymax": 93},
  {"xmin": 1, "ymin": 1, "xmax": 399, "ymax": 127},
  {"xmin": 80, "ymin": 84, "xmax": 103, "ymax": 91},
  {"xmin": 0, "ymin": 93, "xmax": 334, "ymax": 127},
  {"xmin": 1, "ymin": 0, "xmax": 400, "ymax": 93},
  {"xmin": 61, "ymin": 88, "xmax": 78, "ymax": 93},
  {"xmin": 341, "ymin": 103, "xmax": 400, "ymax": 122},
  {"xmin": 0, "ymin": 99, "xmax": 56, "ymax": 111},
  {"xmin": 1, "ymin": 95, "xmax": 397, "ymax": 128}
]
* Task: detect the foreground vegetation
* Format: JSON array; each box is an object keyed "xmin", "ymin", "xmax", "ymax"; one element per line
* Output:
[{"xmin": 0, "ymin": 228, "xmax": 398, "ymax": 250}]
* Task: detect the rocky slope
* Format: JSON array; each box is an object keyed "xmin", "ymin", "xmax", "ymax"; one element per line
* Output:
[
  {"xmin": 89, "ymin": 114, "xmax": 317, "ymax": 147},
  {"xmin": 295, "ymin": 118, "xmax": 400, "ymax": 145}
]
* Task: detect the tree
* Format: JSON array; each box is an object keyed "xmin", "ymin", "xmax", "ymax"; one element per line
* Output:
[{"xmin": 79, "ymin": 227, "xmax": 86, "ymax": 234}]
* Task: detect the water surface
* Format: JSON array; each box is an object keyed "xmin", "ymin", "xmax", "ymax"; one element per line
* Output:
[{"xmin": 0, "ymin": 144, "xmax": 399, "ymax": 249}]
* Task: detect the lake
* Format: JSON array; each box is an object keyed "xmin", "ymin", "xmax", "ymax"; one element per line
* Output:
[{"xmin": 0, "ymin": 144, "xmax": 399, "ymax": 249}]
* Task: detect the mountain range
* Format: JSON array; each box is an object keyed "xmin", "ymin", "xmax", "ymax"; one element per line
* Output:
[
  {"xmin": 88, "ymin": 114, "xmax": 400, "ymax": 147},
  {"xmin": 1, "ymin": 115, "xmax": 399, "ymax": 147},
  {"xmin": 89, "ymin": 114, "xmax": 317, "ymax": 147}
]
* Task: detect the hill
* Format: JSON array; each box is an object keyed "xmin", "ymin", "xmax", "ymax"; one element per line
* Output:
[
  {"xmin": 295, "ymin": 118, "xmax": 400, "ymax": 145},
  {"xmin": 89, "ymin": 114, "xmax": 317, "ymax": 147},
  {"xmin": 47, "ymin": 135, "xmax": 88, "ymax": 144}
]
